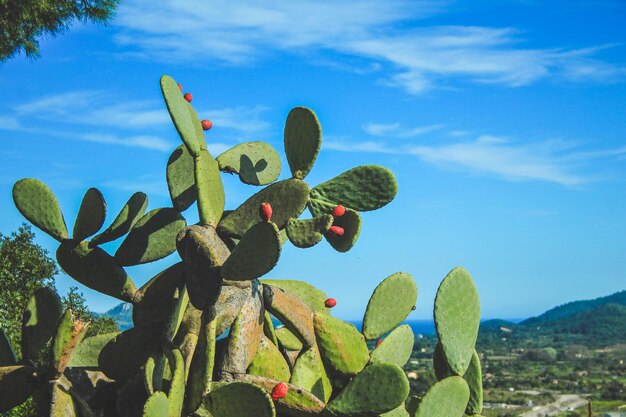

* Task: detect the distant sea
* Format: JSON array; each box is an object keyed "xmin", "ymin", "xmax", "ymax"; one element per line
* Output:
[{"xmin": 347, "ymin": 318, "xmax": 526, "ymax": 336}]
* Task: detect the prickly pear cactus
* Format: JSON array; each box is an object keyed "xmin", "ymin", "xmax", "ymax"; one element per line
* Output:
[{"xmin": 2, "ymin": 74, "xmax": 485, "ymax": 417}]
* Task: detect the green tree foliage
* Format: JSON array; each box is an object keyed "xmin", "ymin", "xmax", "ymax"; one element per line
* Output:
[
  {"xmin": 0, "ymin": 0, "xmax": 120, "ymax": 61},
  {"xmin": 0, "ymin": 224, "xmax": 57, "ymax": 350},
  {"xmin": 63, "ymin": 286, "xmax": 119, "ymax": 337}
]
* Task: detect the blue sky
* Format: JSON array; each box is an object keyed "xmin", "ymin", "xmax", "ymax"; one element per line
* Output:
[{"xmin": 1, "ymin": 0, "xmax": 625, "ymax": 320}]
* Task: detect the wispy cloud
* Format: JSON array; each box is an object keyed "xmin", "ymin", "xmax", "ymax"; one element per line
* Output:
[
  {"xmin": 325, "ymin": 133, "xmax": 626, "ymax": 186},
  {"xmin": 363, "ymin": 122, "xmax": 444, "ymax": 138},
  {"xmin": 2, "ymin": 91, "xmax": 273, "ymax": 151},
  {"xmin": 112, "ymin": 0, "xmax": 625, "ymax": 93}
]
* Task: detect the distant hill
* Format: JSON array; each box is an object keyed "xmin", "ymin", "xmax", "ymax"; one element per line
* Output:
[
  {"xmin": 97, "ymin": 303, "xmax": 133, "ymax": 330},
  {"xmin": 521, "ymin": 290, "xmax": 626, "ymax": 326},
  {"xmin": 535, "ymin": 303, "xmax": 626, "ymax": 339},
  {"xmin": 480, "ymin": 319, "xmax": 517, "ymax": 330}
]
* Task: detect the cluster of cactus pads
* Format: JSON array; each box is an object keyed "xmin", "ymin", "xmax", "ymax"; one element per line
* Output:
[{"xmin": 0, "ymin": 75, "xmax": 484, "ymax": 417}]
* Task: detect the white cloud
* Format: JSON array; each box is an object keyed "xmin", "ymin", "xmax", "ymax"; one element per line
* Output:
[
  {"xmin": 363, "ymin": 122, "xmax": 444, "ymax": 138},
  {"xmin": 111, "ymin": 1, "xmax": 624, "ymax": 93},
  {"xmin": 326, "ymin": 133, "xmax": 626, "ymax": 186}
]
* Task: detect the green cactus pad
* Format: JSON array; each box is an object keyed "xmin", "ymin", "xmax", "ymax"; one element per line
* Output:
[
  {"xmin": 276, "ymin": 327, "xmax": 303, "ymax": 351},
  {"xmin": 98, "ymin": 320, "xmax": 162, "ymax": 382},
  {"xmin": 285, "ymin": 214, "xmax": 333, "ymax": 248},
  {"xmin": 290, "ymin": 346, "xmax": 333, "ymax": 403},
  {"xmin": 216, "ymin": 285, "xmax": 251, "ymax": 336},
  {"xmin": 67, "ymin": 332, "xmax": 117, "ymax": 367},
  {"xmin": 411, "ymin": 376, "xmax": 470, "ymax": 417},
  {"xmin": 261, "ymin": 280, "xmax": 330, "ymax": 315},
  {"xmin": 165, "ymin": 348, "xmax": 185, "ymax": 417},
  {"xmin": 263, "ymin": 311, "xmax": 279, "ymax": 346},
  {"xmin": 324, "ymin": 208, "xmax": 362, "ymax": 253},
  {"xmin": 310, "ymin": 165, "xmax": 397, "ymax": 212},
  {"xmin": 325, "ymin": 363, "xmax": 410, "ymax": 417},
  {"xmin": 167, "ymin": 144, "xmax": 197, "ymax": 211},
  {"xmin": 51, "ymin": 309, "xmax": 89, "ymax": 374},
  {"xmin": 90, "ymin": 191, "xmax": 148, "ymax": 246},
  {"xmin": 21, "ymin": 286, "xmax": 63, "ymax": 360},
  {"xmin": 433, "ymin": 345, "xmax": 482, "ymax": 415},
  {"xmin": 313, "ymin": 313, "xmax": 369, "ymax": 377},
  {"xmin": 434, "ymin": 267, "xmax": 480, "ymax": 376},
  {"xmin": 133, "ymin": 262, "xmax": 185, "ymax": 326},
  {"xmin": 221, "ymin": 221, "xmax": 281, "ymax": 281},
  {"xmin": 243, "ymin": 375, "xmax": 326, "ymax": 417},
  {"xmin": 0, "ymin": 366, "xmax": 37, "ymax": 412},
  {"xmin": 57, "ymin": 240, "xmax": 137, "ymax": 302},
  {"xmin": 115, "ymin": 208, "xmax": 186, "ymax": 266},
  {"xmin": 161, "ymin": 75, "xmax": 206, "ymax": 157},
  {"xmin": 0, "ymin": 329, "xmax": 16, "ymax": 366},
  {"xmin": 218, "ymin": 179, "xmax": 310, "ymax": 238},
  {"xmin": 263, "ymin": 285, "xmax": 316, "ymax": 349},
  {"xmin": 13, "ymin": 178, "xmax": 68, "ymax": 241},
  {"xmin": 143, "ymin": 391, "xmax": 169, "ymax": 417},
  {"xmin": 50, "ymin": 381, "xmax": 78, "ymax": 417},
  {"xmin": 217, "ymin": 141, "xmax": 282, "ymax": 185},
  {"xmin": 362, "ymin": 272, "xmax": 417, "ymax": 340},
  {"xmin": 284, "ymin": 107, "xmax": 322, "ymax": 179},
  {"xmin": 248, "ymin": 335, "xmax": 291, "ymax": 382},
  {"xmin": 204, "ymin": 381, "xmax": 276, "ymax": 417},
  {"xmin": 370, "ymin": 324, "xmax": 414, "ymax": 367},
  {"xmin": 195, "ymin": 149, "xmax": 225, "ymax": 227},
  {"xmin": 72, "ymin": 187, "xmax": 106, "ymax": 241}
]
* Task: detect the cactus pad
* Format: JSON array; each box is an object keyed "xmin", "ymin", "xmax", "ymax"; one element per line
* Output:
[
  {"xmin": 218, "ymin": 179, "xmax": 310, "ymax": 238},
  {"xmin": 204, "ymin": 381, "xmax": 276, "ymax": 417},
  {"xmin": 167, "ymin": 144, "xmax": 197, "ymax": 211},
  {"xmin": 133, "ymin": 262, "xmax": 185, "ymax": 325},
  {"xmin": 325, "ymin": 363, "xmax": 410, "ymax": 417},
  {"xmin": 161, "ymin": 75, "xmax": 206, "ymax": 157},
  {"xmin": 275, "ymin": 327, "xmax": 303, "ymax": 351},
  {"xmin": 73, "ymin": 187, "xmax": 106, "ymax": 241},
  {"xmin": 21, "ymin": 286, "xmax": 63, "ymax": 360},
  {"xmin": 369, "ymin": 324, "xmax": 414, "ymax": 367},
  {"xmin": 313, "ymin": 313, "xmax": 369, "ymax": 377},
  {"xmin": 433, "ymin": 345, "xmax": 483, "ymax": 415},
  {"xmin": 143, "ymin": 391, "xmax": 169, "ymax": 417},
  {"xmin": 217, "ymin": 141, "xmax": 282, "ymax": 185},
  {"xmin": 57, "ymin": 240, "xmax": 137, "ymax": 302},
  {"xmin": 115, "ymin": 208, "xmax": 186, "ymax": 266},
  {"xmin": 324, "ymin": 208, "xmax": 361, "ymax": 253},
  {"xmin": 285, "ymin": 214, "xmax": 333, "ymax": 248},
  {"xmin": 67, "ymin": 332, "xmax": 117, "ymax": 367},
  {"xmin": 247, "ymin": 335, "xmax": 291, "ymax": 382},
  {"xmin": 290, "ymin": 346, "xmax": 332, "ymax": 403},
  {"xmin": 98, "ymin": 320, "xmax": 162, "ymax": 381},
  {"xmin": 243, "ymin": 375, "xmax": 326, "ymax": 417},
  {"xmin": 13, "ymin": 178, "xmax": 68, "ymax": 241},
  {"xmin": 284, "ymin": 106, "xmax": 322, "ymax": 179},
  {"xmin": 262, "ymin": 279, "xmax": 330, "ymax": 315},
  {"xmin": 90, "ymin": 191, "xmax": 148, "ymax": 246},
  {"xmin": 51, "ymin": 309, "xmax": 89, "ymax": 375},
  {"xmin": 434, "ymin": 267, "xmax": 480, "ymax": 375},
  {"xmin": 362, "ymin": 272, "xmax": 417, "ymax": 340},
  {"xmin": 411, "ymin": 376, "xmax": 470, "ymax": 417},
  {"xmin": 221, "ymin": 221, "xmax": 281, "ymax": 281},
  {"xmin": 264, "ymin": 285, "xmax": 316, "ymax": 349},
  {"xmin": 195, "ymin": 149, "xmax": 225, "ymax": 227},
  {"xmin": 310, "ymin": 165, "xmax": 397, "ymax": 212}
]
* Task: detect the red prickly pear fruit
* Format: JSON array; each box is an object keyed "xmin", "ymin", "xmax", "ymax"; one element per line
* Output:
[
  {"xmin": 324, "ymin": 298, "xmax": 337, "ymax": 308},
  {"xmin": 332, "ymin": 205, "xmax": 346, "ymax": 217},
  {"xmin": 177, "ymin": 83, "xmax": 183, "ymax": 92},
  {"xmin": 184, "ymin": 93, "xmax": 193, "ymax": 102},
  {"xmin": 259, "ymin": 203, "xmax": 272, "ymax": 222},
  {"xmin": 329, "ymin": 226, "xmax": 344, "ymax": 237},
  {"xmin": 201, "ymin": 119, "xmax": 213, "ymax": 130},
  {"xmin": 376, "ymin": 338, "xmax": 383, "ymax": 347},
  {"xmin": 271, "ymin": 382, "xmax": 289, "ymax": 400}
]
